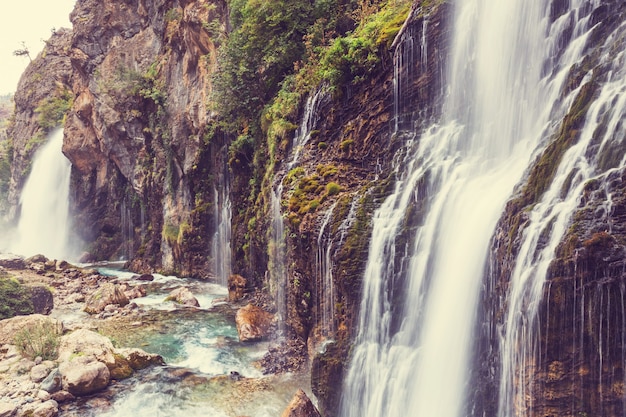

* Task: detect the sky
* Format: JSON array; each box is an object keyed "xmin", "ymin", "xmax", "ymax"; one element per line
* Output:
[{"xmin": 0, "ymin": 0, "xmax": 77, "ymax": 95}]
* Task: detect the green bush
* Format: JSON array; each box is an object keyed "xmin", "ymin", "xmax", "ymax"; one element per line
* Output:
[
  {"xmin": 35, "ymin": 87, "xmax": 73, "ymax": 132},
  {"xmin": 325, "ymin": 182, "xmax": 341, "ymax": 196},
  {"xmin": 14, "ymin": 321, "xmax": 61, "ymax": 361},
  {"xmin": 0, "ymin": 278, "xmax": 34, "ymax": 319}
]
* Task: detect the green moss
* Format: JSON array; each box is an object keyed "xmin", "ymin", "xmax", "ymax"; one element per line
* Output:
[
  {"xmin": 339, "ymin": 139, "xmax": 354, "ymax": 151},
  {"xmin": 0, "ymin": 278, "xmax": 34, "ymax": 319},
  {"xmin": 325, "ymin": 182, "xmax": 341, "ymax": 196},
  {"xmin": 35, "ymin": 86, "xmax": 73, "ymax": 132}
]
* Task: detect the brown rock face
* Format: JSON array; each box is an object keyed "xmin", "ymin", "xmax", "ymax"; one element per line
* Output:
[
  {"xmin": 228, "ymin": 274, "xmax": 247, "ymax": 302},
  {"xmin": 280, "ymin": 389, "xmax": 322, "ymax": 417},
  {"xmin": 235, "ymin": 304, "xmax": 274, "ymax": 342}
]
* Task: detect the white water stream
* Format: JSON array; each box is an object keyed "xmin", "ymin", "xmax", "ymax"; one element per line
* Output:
[
  {"xmin": 10, "ymin": 129, "xmax": 72, "ymax": 260},
  {"xmin": 341, "ymin": 1, "xmax": 599, "ymax": 416}
]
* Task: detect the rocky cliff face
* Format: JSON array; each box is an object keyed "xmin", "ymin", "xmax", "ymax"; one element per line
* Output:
[
  {"xmin": 6, "ymin": 0, "xmax": 626, "ymax": 416},
  {"xmin": 63, "ymin": 0, "xmax": 227, "ymax": 275}
]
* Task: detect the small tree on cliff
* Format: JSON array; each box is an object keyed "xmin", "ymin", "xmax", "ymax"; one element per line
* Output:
[{"xmin": 12, "ymin": 41, "xmax": 31, "ymax": 62}]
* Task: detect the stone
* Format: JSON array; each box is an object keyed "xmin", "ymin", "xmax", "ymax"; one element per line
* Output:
[
  {"xmin": 0, "ymin": 315, "xmax": 62, "ymax": 345},
  {"xmin": 29, "ymin": 286, "xmax": 54, "ymax": 315},
  {"xmin": 136, "ymin": 274, "xmax": 154, "ymax": 281},
  {"xmin": 280, "ymin": 389, "xmax": 322, "ymax": 417},
  {"xmin": 164, "ymin": 287, "xmax": 199, "ymax": 307},
  {"xmin": 0, "ymin": 254, "xmax": 25, "ymax": 269},
  {"xmin": 0, "ymin": 402, "xmax": 16, "ymax": 417},
  {"xmin": 57, "ymin": 329, "xmax": 116, "ymax": 367},
  {"xmin": 40, "ymin": 368, "xmax": 62, "ymax": 393},
  {"xmin": 115, "ymin": 348, "xmax": 164, "ymax": 370},
  {"xmin": 31, "ymin": 400, "xmax": 58, "ymax": 417},
  {"xmin": 30, "ymin": 364, "xmax": 51, "ymax": 383},
  {"xmin": 26, "ymin": 255, "xmax": 49, "ymax": 264},
  {"xmin": 84, "ymin": 283, "xmax": 129, "ymax": 314},
  {"xmin": 55, "ymin": 260, "xmax": 69, "ymax": 271},
  {"xmin": 59, "ymin": 356, "xmax": 110, "ymax": 396},
  {"xmin": 235, "ymin": 304, "xmax": 274, "ymax": 342},
  {"xmin": 228, "ymin": 274, "xmax": 247, "ymax": 302},
  {"xmin": 49, "ymin": 391, "xmax": 73, "ymax": 403}
]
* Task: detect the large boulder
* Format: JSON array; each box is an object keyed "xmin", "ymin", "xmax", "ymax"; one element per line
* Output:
[
  {"xmin": 83, "ymin": 282, "xmax": 129, "ymax": 314},
  {"xmin": 115, "ymin": 348, "xmax": 164, "ymax": 370},
  {"xmin": 235, "ymin": 304, "xmax": 274, "ymax": 342},
  {"xmin": 164, "ymin": 287, "xmax": 199, "ymax": 307},
  {"xmin": 228, "ymin": 274, "xmax": 247, "ymax": 302},
  {"xmin": 57, "ymin": 329, "xmax": 115, "ymax": 367},
  {"xmin": 0, "ymin": 254, "xmax": 25, "ymax": 269},
  {"xmin": 59, "ymin": 355, "xmax": 110, "ymax": 396},
  {"xmin": 281, "ymin": 389, "xmax": 322, "ymax": 417}
]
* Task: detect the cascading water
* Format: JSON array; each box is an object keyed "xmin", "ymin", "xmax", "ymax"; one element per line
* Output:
[
  {"xmin": 268, "ymin": 87, "xmax": 327, "ymax": 331},
  {"xmin": 341, "ymin": 1, "xmax": 599, "ymax": 416},
  {"xmin": 315, "ymin": 202, "xmax": 337, "ymax": 339},
  {"xmin": 212, "ymin": 183, "xmax": 232, "ymax": 285},
  {"xmin": 10, "ymin": 129, "xmax": 72, "ymax": 260}
]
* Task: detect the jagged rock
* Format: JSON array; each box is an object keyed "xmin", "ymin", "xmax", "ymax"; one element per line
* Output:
[
  {"xmin": 83, "ymin": 283, "xmax": 129, "ymax": 314},
  {"xmin": 29, "ymin": 286, "xmax": 54, "ymax": 315},
  {"xmin": 115, "ymin": 348, "xmax": 164, "ymax": 370},
  {"xmin": 164, "ymin": 287, "xmax": 199, "ymax": 307},
  {"xmin": 0, "ymin": 315, "xmax": 62, "ymax": 345},
  {"xmin": 0, "ymin": 254, "xmax": 25, "ymax": 269},
  {"xmin": 59, "ymin": 356, "xmax": 110, "ymax": 396},
  {"xmin": 235, "ymin": 304, "xmax": 274, "ymax": 342},
  {"xmin": 281, "ymin": 389, "xmax": 322, "ymax": 417},
  {"xmin": 228, "ymin": 274, "xmax": 247, "ymax": 302}
]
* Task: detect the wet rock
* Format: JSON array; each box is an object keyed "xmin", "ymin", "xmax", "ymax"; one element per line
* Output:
[
  {"xmin": 235, "ymin": 304, "xmax": 274, "ymax": 342},
  {"xmin": 115, "ymin": 348, "xmax": 164, "ymax": 370},
  {"xmin": 164, "ymin": 287, "xmax": 199, "ymax": 307},
  {"xmin": 55, "ymin": 260, "xmax": 69, "ymax": 271},
  {"xmin": 228, "ymin": 274, "xmax": 247, "ymax": 302},
  {"xmin": 281, "ymin": 389, "xmax": 322, "ymax": 417},
  {"xmin": 29, "ymin": 286, "xmax": 54, "ymax": 315},
  {"xmin": 136, "ymin": 274, "xmax": 154, "ymax": 281},
  {"xmin": 77, "ymin": 252, "xmax": 95, "ymax": 263},
  {"xmin": 84, "ymin": 282, "xmax": 129, "ymax": 314},
  {"xmin": 59, "ymin": 356, "xmax": 110, "ymax": 396},
  {"xmin": 26, "ymin": 255, "xmax": 49, "ymax": 264},
  {"xmin": 123, "ymin": 285, "xmax": 146, "ymax": 300},
  {"xmin": 108, "ymin": 354, "xmax": 133, "ymax": 380}
]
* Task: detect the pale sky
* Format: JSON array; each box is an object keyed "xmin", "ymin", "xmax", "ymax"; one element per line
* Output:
[{"xmin": 0, "ymin": 0, "xmax": 77, "ymax": 95}]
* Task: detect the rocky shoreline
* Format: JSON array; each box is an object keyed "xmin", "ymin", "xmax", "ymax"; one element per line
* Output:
[{"xmin": 0, "ymin": 255, "xmax": 319, "ymax": 417}]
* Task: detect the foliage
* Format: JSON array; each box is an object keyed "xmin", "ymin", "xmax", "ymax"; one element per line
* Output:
[
  {"xmin": 0, "ymin": 277, "xmax": 34, "ymax": 319},
  {"xmin": 13, "ymin": 321, "xmax": 61, "ymax": 361},
  {"xmin": 35, "ymin": 86, "xmax": 74, "ymax": 132}
]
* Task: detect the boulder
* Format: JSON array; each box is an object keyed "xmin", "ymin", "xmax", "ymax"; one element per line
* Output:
[
  {"xmin": 115, "ymin": 348, "xmax": 164, "ymax": 370},
  {"xmin": 49, "ymin": 391, "xmax": 74, "ymax": 403},
  {"xmin": 136, "ymin": 274, "xmax": 154, "ymax": 281},
  {"xmin": 0, "ymin": 315, "xmax": 62, "ymax": 345},
  {"xmin": 29, "ymin": 286, "xmax": 54, "ymax": 315},
  {"xmin": 164, "ymin": 287, "xmax": 199, "ymax": 307},
  {"xmin": 228, "ymin": 274, "xmax": 247, "ymax": 302},
  {"xmin": 0, "ymin": 254, "xmax": 25, "ymax": 269},
  {"xmin": 59, "ymin": 356, "xmax": 110, "ymax": 396},
  {"xmin": 84, "ymin": 283, "xmax": 129, "ymax": 314},
  {"xmin": 235, "ymin": 304, "xmax": 274, "ymax": 342},
  {"xmin": 30, "ymin": 363, "xmax": 52, "ymax": 383},
  {"xmin": 280, "ymin": 389, "xmax": 322, "ymax": 417},
  {"xmin": 26, "ymin": 254, "xmax": 49, "ymax": 264},
  {"xmin": 32, "ymin": 400, "xmax": 58, "ymax": 417},
  {"xmin": 57, "ymin": 329, "xmax": 115, "ymax": 367}
]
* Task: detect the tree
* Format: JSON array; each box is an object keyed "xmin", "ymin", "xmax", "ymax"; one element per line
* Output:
[{"xmin": 13, "ymin": 41, "xmax": 31, "ymax": 62}]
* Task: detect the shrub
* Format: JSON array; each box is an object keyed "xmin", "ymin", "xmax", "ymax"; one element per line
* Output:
[
  {"xmin": 0, "ymin": 278, "xmax": 34, "ymax": 319},
  {"xmin": 14, "ymin": 321, "xmax": 61, "ymax": 361}
]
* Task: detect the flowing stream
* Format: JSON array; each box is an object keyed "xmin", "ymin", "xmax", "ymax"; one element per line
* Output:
[
  {"xmin": 341, "ymin": 1, "xmax": 600, "ymax": 416},
  {"xmin": 10, "ymin": 129, "xmax": 72, "ymax": 260}
]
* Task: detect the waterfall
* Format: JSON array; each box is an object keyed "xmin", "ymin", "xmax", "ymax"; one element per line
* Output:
[
  {"xmin": 499, "ymin": 9, "xmax": 626, "ymax": 415},
  {"xmin": 341, "ymin": 1, "xmax": 599, "ymax": 417},
  {"xmin": 10, "ymin": 129, "xmax": 72, "ymax": 260},
  {"xmin": 211, "ymin": 183, "xmax": 232, "ymax": 286},
  {"xmin": 268, "ymin": 86, "xmax": 327, "ymax": 331},
  {"xmin": 315, "ymin": 202, "xmax": 337, "ymax": 339}
]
